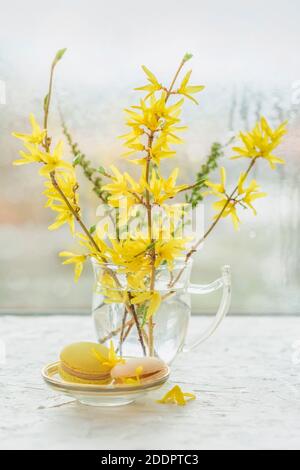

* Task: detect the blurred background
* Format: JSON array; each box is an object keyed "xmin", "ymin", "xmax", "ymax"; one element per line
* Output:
[{"xmin": 0, "ymin": 0, "xmax": 299, "ymax": 314}]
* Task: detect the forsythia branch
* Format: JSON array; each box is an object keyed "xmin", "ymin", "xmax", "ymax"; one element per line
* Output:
[
  {"xmin": 185, "ymin": 142, "xmax": 224, "ymax": 208},
  {"xmin": 186, "ymin": 159, "xmax": 257, "ymax": 260},
  {"xmin": 60, "ymin": 113, "xmax": 109, "ymax": 203}
]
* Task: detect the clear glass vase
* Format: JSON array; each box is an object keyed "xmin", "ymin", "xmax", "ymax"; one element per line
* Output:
[{"xmin": 92, "ymin": 259, "xmax": 231, "ymax": 364}]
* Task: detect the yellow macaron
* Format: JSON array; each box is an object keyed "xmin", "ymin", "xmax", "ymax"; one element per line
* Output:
[{"xmin": 58, "ymin": 342, "xmax": 112, "ymax": 385}]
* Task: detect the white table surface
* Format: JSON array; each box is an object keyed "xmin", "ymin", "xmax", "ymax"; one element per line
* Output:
[{"xmin": 0, "ymin": 315, "xmax": 300, "ymax": 450}]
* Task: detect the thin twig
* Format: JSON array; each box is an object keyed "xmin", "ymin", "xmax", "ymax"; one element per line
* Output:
[
  {"xmin": 99, "ymin": 319, "xmax": 134, "ymax": 344},
  {"xmin": 186, "ymin": 158, "xmax": 256, "ymax": 259},
  {"xmin": 119, "ymin": 307, "xmax": 128, "ymax": 356},
  {"xmin": 128, "ymin": 293, "xmax": 147, "ymax": 356},
  {"xmin": 169, "ymin": 158, "xmax": 257, "ymax": 288}
]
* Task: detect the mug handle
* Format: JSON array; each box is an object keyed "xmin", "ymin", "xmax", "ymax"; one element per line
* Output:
[{"xmin": 183, "ymin": 265, "xmax": 231, "ymax": 352}]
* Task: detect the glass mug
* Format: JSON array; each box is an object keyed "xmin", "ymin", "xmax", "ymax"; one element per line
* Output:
[{"xmin": 92, "ymin": 259, "xmax": 231, "ymax": 364}]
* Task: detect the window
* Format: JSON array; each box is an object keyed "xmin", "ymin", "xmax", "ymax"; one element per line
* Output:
[{"xmin": 0, "ymin": 0, "xmax": 299, "ymax": 314}]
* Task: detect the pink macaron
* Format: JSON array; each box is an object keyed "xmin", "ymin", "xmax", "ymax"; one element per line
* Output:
[{"xmin": 111, "ymin": 357, "xmax": 167, "ymax": 383}]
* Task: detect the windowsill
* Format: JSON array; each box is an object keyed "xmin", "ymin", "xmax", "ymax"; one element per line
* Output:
[{"xmin": 1, "ymin": 315, "xmax": 300, "ymax": 449}]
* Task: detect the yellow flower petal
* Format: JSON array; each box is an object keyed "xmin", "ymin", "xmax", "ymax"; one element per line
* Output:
[
  {"xmin": 231, "ymin": 117, "xmax": 287, "ymax": 168},
  {"xmin": 147, "ymin": 292, "xmax": 161, "ymax": 319},
  {"xmin": 157, "ymin": 385, "xmax": 196, "ymax": 406}
]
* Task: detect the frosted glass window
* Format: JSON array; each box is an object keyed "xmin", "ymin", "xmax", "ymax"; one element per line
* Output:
[{"xmin": 0, "ymin": 0, "xmax": 299, "ymax": 313}]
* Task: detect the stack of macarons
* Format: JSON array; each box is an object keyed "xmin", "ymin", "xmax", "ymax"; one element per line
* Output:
[{"xmin": 58, "ymin": 341, "xmax": 167, "ymax": 386}]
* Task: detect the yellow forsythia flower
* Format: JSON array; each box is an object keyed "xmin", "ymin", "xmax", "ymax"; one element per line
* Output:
[
  {"xmin": 39, "ymin": 141, "xmax": 73, "ymax": 176},
  {"xmin": 206, "ymin": 167, "xmax": 267, "ymax": 230},
  {"xmin": 134, "ymin": 65, "xmax": 162, "ymax": 100},
  {"xmin": 232, "ymin": 117, "xmax": 287, "ymax": 169},
  {"xmin": 177, "ymin": 69, "xmax": 205, "ymax": 104},
  {"xmin": 157, "ymin": 385, "xmax": 196, "ymax": 406},
  {"xmin": 12, "ymin": 143, "xmax": 43, "ymax": 166},
  {"xmin": 12, "ymin": 113, "xmax": 46, "ymax": 145},
  {"xmin": 131, "ymin": 291, "xmax": 161, "ymax": 320},
  {"xmin": 121, "ymin": 366, "xmax": 144, "ymax": 385},
  {"xmin": 59, "ymin": 251, "xmax": 87, "ymax": 282},
  {"xmin": 236, "ymin": 173, "xmax": 267, "ymax": 216},
  {"xmin": 148, "ymin": 168, "xmax": 189, "ymax": 205},
  {"xmin": 92, "ymin": 341, "xmax": 125, "ymax": 369}
]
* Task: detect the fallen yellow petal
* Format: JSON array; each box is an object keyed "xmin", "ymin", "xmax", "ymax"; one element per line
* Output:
[{"xmin": 157, "ymin": 385, "xmax": 196, "ymax": 406}]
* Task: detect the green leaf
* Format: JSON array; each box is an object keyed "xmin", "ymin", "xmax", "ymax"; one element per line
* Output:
[
  {"xmin": 72, "ymin": 154, "xmax": 82, "ymax": 165},
  {"xmin": 97, "ymin": 166, "xmax": 106, "ymax": 175},
  {"xmin": 183, "ymin": 52, "xmax": 193, "ymax": 63},
  {"xmin": 53, "ymin": 48, "xmax": 67, "ymax": 66},
  {"xmin": 89, "ymin": 225, "xmax": 96, "ymax": 234}
]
